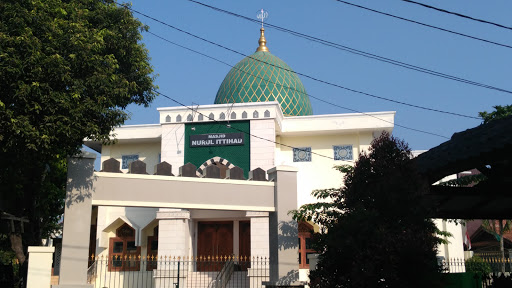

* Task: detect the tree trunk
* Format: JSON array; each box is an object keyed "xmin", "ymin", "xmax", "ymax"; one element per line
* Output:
[
  {"xmin": 499, "ymin": 220, "xmax": 505, "ymax": 274},
  {"xmin": 9, "ymin": 233, "xmax": 26, "ymax": 265}
]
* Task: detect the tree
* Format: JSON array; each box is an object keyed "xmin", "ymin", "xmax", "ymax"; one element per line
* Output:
[
  {"xmin": 292, "ymin": 133, "xmax": 444, "ymax": 288},
  {"xmin": 478, "ymin": 105, "xmax": 512, "ymax": 124},
  {"xmin": 0, "ymin": 0, "xmax": 156, "ymax": 272}
]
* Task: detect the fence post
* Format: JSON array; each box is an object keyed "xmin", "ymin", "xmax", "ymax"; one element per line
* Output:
[
  {"xmin": 26, "ymin": 246, "xmax": 55, "ymax": 288},
  {"xmin": 176, "ymin": 261, "xmax": 180, "ymax": 288}
]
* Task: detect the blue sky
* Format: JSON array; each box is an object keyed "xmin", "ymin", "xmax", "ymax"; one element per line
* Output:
[{"xmin": 121, "ymin": 0, "xmax": 511, "ymax": 151}]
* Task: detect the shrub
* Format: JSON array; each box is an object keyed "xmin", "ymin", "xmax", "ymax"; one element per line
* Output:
[{"xmin": 465, "ymin": 256, "xmax": 491, "ymax": 276}]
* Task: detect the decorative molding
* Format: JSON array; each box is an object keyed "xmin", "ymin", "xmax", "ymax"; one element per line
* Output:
[
  {"xmin": 246, "ymin": 211, "xmax": 269, "ymax": 217},
  {"xmin": 122, "ymin": 154, "xmax": 139, "ymax": 169},
  {"xmin": 293, "ymin": 147, "xmax": 311, "ymax": 162},
  {"xmin": 333, "ymin": 145, "xmax": 353, "ymax": 161},
  {"xmin": 92, "ymin": 200, "xmax": 275, "ymax": 212},
  {"xmin": 196, "ymin": 156, "xmax": 235, "ymax": 177},
  {"xmin": 156, "ymin": 210, "xmax": 191, "ymax": 220}
]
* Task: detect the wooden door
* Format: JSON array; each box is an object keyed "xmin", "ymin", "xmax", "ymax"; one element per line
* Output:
[{"xmin": 197, "ymin": 221, "xmax": 233, "ymax": 271}]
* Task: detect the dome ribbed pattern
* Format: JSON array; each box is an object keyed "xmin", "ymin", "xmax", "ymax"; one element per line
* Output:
[{"xmin": 214, "ymin": 51, "xmax": 313, "ymax": 116}]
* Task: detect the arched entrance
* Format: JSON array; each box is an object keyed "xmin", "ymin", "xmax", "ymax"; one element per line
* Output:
[{"xmin": 196, "ymin": 156, "xmax": 235, "ymax": 178}]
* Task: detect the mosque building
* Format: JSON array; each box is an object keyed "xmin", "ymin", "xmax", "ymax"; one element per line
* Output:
[{"xmin": 55, "ymin": 27, "xmax": 460, "ymax": 288}]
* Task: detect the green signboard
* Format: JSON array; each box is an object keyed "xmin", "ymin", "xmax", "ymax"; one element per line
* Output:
[{"xmin": 184, "ymin": 121, "xmax": 251, "ymax": 178}]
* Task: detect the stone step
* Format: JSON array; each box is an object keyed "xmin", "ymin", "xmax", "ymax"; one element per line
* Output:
[{"xmin": 184, "ymin": 271, "xmax": 251, "ymax": 288}]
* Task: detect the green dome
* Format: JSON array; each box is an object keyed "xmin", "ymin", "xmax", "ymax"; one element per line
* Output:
[{"xmin": 214, "ymin": 31, "xmax": 312, "ymax": 116}]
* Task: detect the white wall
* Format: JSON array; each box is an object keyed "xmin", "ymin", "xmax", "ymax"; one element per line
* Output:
[
  {"xmin": 160, "ymin": 123, "xmax": 185, "ymax": 175},
  {"xmin": 101, "ymin": 142, "xmax": 161, "ymax": 174},
  {"xmin": 275, "ymin": 132, "xmax": 374, "ymax": 208},
  {"xmin": 250, "ymin": 119, "xmax": 276, "ymax": 172},
  {"xmin": 435, "ymin": 219, "xmax": 465, "ymax": 272},
  {"xmin": 96, "ymin": 206, "xmax": 158, "ymax": 257}
]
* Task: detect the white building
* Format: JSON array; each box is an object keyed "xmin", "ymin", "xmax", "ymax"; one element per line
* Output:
[{"xmin": 55, "ymin": 28, "xmax": 462, "ymax": 288}]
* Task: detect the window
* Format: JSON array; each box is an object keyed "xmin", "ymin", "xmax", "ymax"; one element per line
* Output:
[
  {"xmin": 146, "ymin": 226, "xmax": 158, "ymax": 271},
  {"xmin": 298, "ymin": 222, "xmax": 315, "ymax": 269},
  {"xmin": 333, "ymin": 145, "xmax": 353, "ymax": 161},
  {"xmin": 109, "ymin": 223, "xmax": 140, "ymax": 271},
  {"xmin": 122, "ymin": 155, "xmax": 139, "ymax": 169},
  {"xmin": 293, "ymin": 147, "xmax": 311, "ymax": 162}
]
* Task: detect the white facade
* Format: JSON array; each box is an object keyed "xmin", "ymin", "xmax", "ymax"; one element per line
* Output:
[
  {"xmin": 82, "ymin": 101, "xmax": 397, "ymax": 284},
  {"xmin": 79, "ymin": 101, "xmax": 465, "ymax": 286},
  {"xmin": 82, "ymin": 103, "xmax": 466, "ymax": 285}
]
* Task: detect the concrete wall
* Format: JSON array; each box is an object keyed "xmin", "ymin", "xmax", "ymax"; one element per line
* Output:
[
  {"xmin": 101, "ymin": 142, "xmax": 161, "ymax": 174},
  {"xmin": 27, "ymin": 246, "xmax": 54, "ymax": 288},
  {"xmin": 267, "ymin": 166, "xmax": 299, "ymax": 285},
  {"xmin": 276, "ymin": 132, "xmax": 374, "ymax": 208},
  {"xmin": 435, "ymin": 219, "xmax": 465, "ymax": 269},
  {"xmin": 56, "ymin": 154, "xmax": 96, "ymax": 288},
  {"xmin": 160, "ymin": 123, "xmax": 185, "ymax": 174},
  {"xmin": 91, "ymin": 172, "xmax": 275, "ymax": 211},
  {"xmin": 95, "ymin": 206, "xmax": 158, "ymax": 257},
  {"xmin": 250, "ymin": 119, "xmax": 276, "ymax": 172}
]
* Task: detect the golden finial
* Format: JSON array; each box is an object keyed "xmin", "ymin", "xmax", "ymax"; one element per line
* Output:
[
  {"xmin": 256, "ymin": 28, "xmax": 270, "ymax": 52},
  {"xmin": 256, "ymin": 9, "xmax": 269, "ymax": 52}
]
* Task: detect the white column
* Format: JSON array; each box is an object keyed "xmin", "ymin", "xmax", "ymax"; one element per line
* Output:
[
  {"xmin": 246, "ymin": 211, "xmax": 270, "ymax": 288},
  {"xmin": 55, "ymin": 153, "xmax": 95, "ymax": 288},
  {"xmin": 27, "ymin": 246, "xmax": 55, "ymax": 288},
  {"xmin": 267, "ymin": 166, "xmax": 300, "ymax": 286},
  {"xmin": 155, "ymin": 209, "xmax": 191, "ymax": 288},
  {"xmin": 246, "ymin": 211, "xmax": 270, "ymax": 258}
]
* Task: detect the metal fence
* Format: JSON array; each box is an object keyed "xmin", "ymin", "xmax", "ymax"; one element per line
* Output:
[
  {"xmin": 441, "ymin": 258, "xmax": 512, "ymax": 288},
  {"xmin": 87, "ymin": 255, "xmax": 270, "ymax": 288},
  {"xmin": 441, "ymin": 257, "xmax": 512, "ymax": 273}
]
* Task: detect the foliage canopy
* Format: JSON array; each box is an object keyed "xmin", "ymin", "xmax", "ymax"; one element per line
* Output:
[
  {"xmin": 0, "ymin": 0, "xmax": 156, "ymax": 264},
  {"xmin": 292, "ymin": 133, "xmax": 443, "ymax": 288},
  {"xmin": 478, "ymin": 105, "xmax": 512, "ymax": 124}
]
